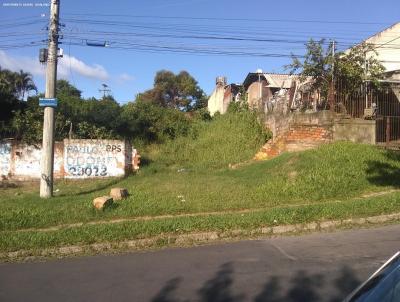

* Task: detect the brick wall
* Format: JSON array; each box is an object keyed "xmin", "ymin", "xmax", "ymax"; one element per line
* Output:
[
  {"xmin": 286, "ymin": 125, "xmax": 332, "ymax": 142},
  {"xmin": 257, "ymin": 111, "xmax": 377, "ymax": 160}
]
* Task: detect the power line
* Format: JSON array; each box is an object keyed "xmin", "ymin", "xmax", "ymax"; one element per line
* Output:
[{"xmin": 63, "ymin": 13, "xmax": 392, "ymax": 25}]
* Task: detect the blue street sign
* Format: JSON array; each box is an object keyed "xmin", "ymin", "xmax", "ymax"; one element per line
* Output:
[{"xmin": 39, "ymin": 98, "xmax": 58, "ymax": 107}]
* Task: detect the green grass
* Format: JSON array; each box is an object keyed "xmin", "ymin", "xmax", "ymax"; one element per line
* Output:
[
  {"xmin": 1, "ymin": 192, "xmax": 400, "ymax": 253},
  {"xmin": 1, "ymin": 111, "xmax": 400, "ymax": 254}
]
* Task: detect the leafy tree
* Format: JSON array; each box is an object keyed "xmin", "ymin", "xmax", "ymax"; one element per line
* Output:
[
  {"xmin": 0, "ymin": 67, "xmax": 28, "ymax": 135},
  {"xmin": 138, "ymin": 70, "xmax": 206, "ymax": 111},
  {"xmin": 2, "ymin": 72, "xmax": 206, "ymax": 144},
  {"xmin": 287, "ymin": 39, "xmax": 334, "ymax": 97},
  {"xmin": 75, "ymin": 121, "xmax": 114, "ymax": 140},
  {"xmin": 287, "ymin": 39, "xmax": 385, "ymax": 100},
  {"xmin": 56, "ymin": 79, "xmax": 81, "ymax": 98},
  {"xmin": 120, "ymin": 100, "xmax": 191, "ymax": 143},
  {"xmin": 11, "ymin": 102, "xmax": 42, "ymax": 145},
  {"xmin": 335, "ymin": 43, "xmax": 385, "ymax": 92},
  {"xmin": 14, "ymin": 69, "xmax": 37, "ymax": 100},
  {"xmin": 85, "ymin": 95, "xmax": 122, "ymax": 132},
  {"xmin": 55, "ymin": 81, "xmax": 121, "ymax": 139},
  {"xmin": 0, "ymin": 67, "xmax": 15, "ymax": 94}
]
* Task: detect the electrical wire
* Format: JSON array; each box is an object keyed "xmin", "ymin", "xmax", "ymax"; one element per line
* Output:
[{"xmin": 63, "ymin": 13, "xmax": 392, "ymax": 25}]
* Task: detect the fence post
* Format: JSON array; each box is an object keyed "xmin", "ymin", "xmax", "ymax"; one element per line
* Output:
[{"xmin": 386, "ymin": 116, "xmax": 391, "ymax": 147}]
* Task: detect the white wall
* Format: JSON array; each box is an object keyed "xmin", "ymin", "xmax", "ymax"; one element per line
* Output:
[
  {"xmin": 0, "ymin": 139, "xmax": 134, "ymax": 180},
  {"xmin": 64, "ymin": 140, "xmax": 126, "ymax": 179},
  {"xmin": 207, "ymin": 85, "xmax": 226, "ymax": 116},
  {"xmin": 0, "ymin": 142, "xmax": 12, "ymax": 178},
  {"xmin": 364, "ymin": 23, "xmax": 400, "ymax": 72}
]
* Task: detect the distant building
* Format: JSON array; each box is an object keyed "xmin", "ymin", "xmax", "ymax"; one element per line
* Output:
[
  {"xmin": 242, "ymin": 70, "xmax": 314, "ymax": 113},
  {"xmin": 360, "ymin": 22, "xmax": 400, "ymax": 73},
  {"xmin": 207, "ymin": 77, "xmax": 241, "ymax": 116}
]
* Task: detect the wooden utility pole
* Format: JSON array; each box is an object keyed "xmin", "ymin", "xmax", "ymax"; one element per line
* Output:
[
  {"xmin": 328, "ymin": 40, "xmax": 336, "ymax": 110},
  {"xmin": 40, "ymin": 0, "xmax": 60, "ymax": 198},
  {"xmin": 99, "ymin": 83, "xmax": 111, "ymax": 98}
]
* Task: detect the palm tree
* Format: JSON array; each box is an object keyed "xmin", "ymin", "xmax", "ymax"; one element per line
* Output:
[
  {"xmin": 0, "ymin": 67, "xmax": 15, "ymax": 94},
  {"xmin": 14, "ymin": 70, "xmax": 37, "ymax": 100}
]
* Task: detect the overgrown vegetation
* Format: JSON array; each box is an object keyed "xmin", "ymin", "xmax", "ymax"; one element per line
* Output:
[
  {"xmin": 2, "ymin": 64, "xmax": 400, "ymax": 258},
  {"xmin": 287, "ymin": 39, "xmax": 385, "ymax": 102},
  {"xmin": 0, "ymin": 69, "xmax": 206, "ymax": 145},
  {"xmin": 152, "ymin": 105, "xmax": 269, "ymax": 170},
  {"xmin": 1, "ymin": 141, "xmax": 400, "ymax": 256}
]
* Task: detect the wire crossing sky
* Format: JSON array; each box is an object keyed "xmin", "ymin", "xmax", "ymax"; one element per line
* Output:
[{"xmin": 0, "ymin": 0, "xmax": 399, "ymax": 102}]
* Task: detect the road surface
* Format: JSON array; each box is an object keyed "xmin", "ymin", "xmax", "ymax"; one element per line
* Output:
[{"xmin": 1, "ymin": 224, "xmax": 399, "ymax": 302}]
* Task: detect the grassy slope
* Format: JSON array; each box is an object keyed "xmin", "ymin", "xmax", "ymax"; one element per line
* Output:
[{"xmin": 1, "ymin": 111, "xmax": 400, "ymax": 252}]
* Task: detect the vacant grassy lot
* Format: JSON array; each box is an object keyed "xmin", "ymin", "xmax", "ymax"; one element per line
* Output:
[{"xmin": 1, "ymin": 111, "xmax": 400, "ymax": 256}]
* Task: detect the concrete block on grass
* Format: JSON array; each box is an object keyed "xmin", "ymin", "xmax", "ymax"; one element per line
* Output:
[
  {"xmin": 110, "ymin": 188, "xmax": 129, "ymax": 201},
  {"xmin": 93, "ymin": 196, "xmax": 114, "ymax": 210}
]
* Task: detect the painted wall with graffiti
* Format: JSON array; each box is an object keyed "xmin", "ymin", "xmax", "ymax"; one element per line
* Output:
[
  {"xmin": 64, "ymin": 140, "xmax": 127, "ymax": 178},
  {"xmin": 12, "ymin": 143, "xmax": 64, "ymax": 179},
  {"xmin": 0, "ymin": 139, "xmax": 140, "ymax": 181},
  {"xmin": 0, "ymin": 142, "xmax": 12, "ymax": 179}
]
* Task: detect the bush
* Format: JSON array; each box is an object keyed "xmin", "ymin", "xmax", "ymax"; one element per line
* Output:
[
  {"xmin": 158, "ymin": 108, "xmax": 269, "ymax": 169},
  {"xmin": 120, "ymin": 101, "xmax": 192, "ymax": 143}
]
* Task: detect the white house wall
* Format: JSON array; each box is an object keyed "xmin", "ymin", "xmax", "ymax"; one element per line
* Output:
[
  {"xmin": 364, "ymin": 23, "xmax": 400, "ymax": 72},
  {"xmin": 207, "ymin": 85, "xmax": 226, "ymax": 116}
]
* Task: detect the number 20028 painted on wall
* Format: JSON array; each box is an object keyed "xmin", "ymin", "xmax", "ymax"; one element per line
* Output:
[{"xmin": 68, "ymin": 165, "xmax": 108, "ymax": 177}]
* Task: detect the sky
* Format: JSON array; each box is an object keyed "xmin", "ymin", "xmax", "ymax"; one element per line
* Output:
[{"xmin": 0, "ymin": 0, "xmax": 399, "ymax": 103}]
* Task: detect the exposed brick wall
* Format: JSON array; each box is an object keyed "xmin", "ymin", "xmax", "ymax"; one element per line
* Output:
[
  {"xmin": 256, "ymin": 111, "xmax": 335, "ymax": 160},
  {"xmin": 286, "ymin": 125, "xmax": 332, "ymax": 142},
  {"xmin": 256, "ymin": 111, "xmax": 376, "ymax": 160}
]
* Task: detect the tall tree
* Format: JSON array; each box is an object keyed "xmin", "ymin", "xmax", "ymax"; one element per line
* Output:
[
  {"xmin": 287, "ymin": 39, "xmax": 334, "ymax": 97},
  {"xmin": 56, "ymin": 79, "xmax": 82, "ymax": 98},
  {"xmin": 14, "ymin": 70, "xmax": 37, "ymax": 100},
  {"xmin": 286, "ymin": 39, "xmax": 385, "ymax": 100},
  {"xmin": 138, "ymin": 70, "xmax": 206, "ymax": 111},
  {"xmin": 0, "ymin": 67, "xmax": 26, "ymax": 128},
  {"xmin": 335, "ymin": 43, "xmax": 385, "ymax": 93}
]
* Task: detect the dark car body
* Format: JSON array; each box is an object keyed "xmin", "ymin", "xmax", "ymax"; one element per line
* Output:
[{"xmin": 343, "ymin": 251, "xmax": 400, "ymax": 302}]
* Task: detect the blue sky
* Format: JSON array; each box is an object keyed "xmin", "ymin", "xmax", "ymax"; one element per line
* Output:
[{"xmin": 0, "ymin": 0, "xmax": 399, "ymax": 103}]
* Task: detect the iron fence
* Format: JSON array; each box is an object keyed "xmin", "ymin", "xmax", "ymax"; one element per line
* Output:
[
  {"xmin": 376, "ymin": 116, "xmax": 400, "ymax": 145},
  {"xmin": 334, "ymin": 81, "xmax": 400, "ymax": 118},
  {"xmin": 334, "ymin": 81, "xmax": 400, "ymax": 145}
]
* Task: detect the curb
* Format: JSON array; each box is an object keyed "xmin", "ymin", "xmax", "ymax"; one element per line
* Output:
[{"xmin": 2, "ymin": 212, "xmax": 400, "ymax": 262}]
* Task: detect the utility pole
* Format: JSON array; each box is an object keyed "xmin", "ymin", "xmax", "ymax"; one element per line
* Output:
[
  {"xmin": 331, "ymin": 40, "xmax": 335, "ymax": 82},
  {"xmin": 364, "ymin": 52, "xmax": 369, "ymax": 108},
  {"xmin": 328, "ymin": 40, "xmax": 336, "ymax": 110},
  {"xmin": 99, "ymin": 83, "xmax": 111, "ymax": 98},
  {"xmin": 40, "ymin": 0, "xmax": 60, "ymax": 198}
]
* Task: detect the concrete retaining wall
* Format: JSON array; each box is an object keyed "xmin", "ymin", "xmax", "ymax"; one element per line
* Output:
[
  {"xmin": 261, "ymin": 111, "xmax": 377, "ymax": 158},
  {"xmin": 0, "ymin": 139, "xmax": 140, "ymax": 181},
  {"xmin": 333, "ymin": 119, "xmax": 376, "ymax": 145}
]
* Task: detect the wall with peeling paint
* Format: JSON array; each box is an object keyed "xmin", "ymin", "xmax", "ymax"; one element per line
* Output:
[
  {"xmin": 0, "ymin": 139, "xmax": 140, "ymax": 181},
  {"xmin": 64, "ymin": 140, "xmax": 127, "ymax": 179},
  {"xmin": 0, "ymin": 142, "xmax": 12, "ymax": 179}
]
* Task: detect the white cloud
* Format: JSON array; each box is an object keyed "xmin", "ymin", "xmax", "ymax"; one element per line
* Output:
[
  {"xmin": 59, "ymin": 54, "xmax": 109, "ymax": 81},
  {"xmin": 0, "ymin": 50, "xmax": 109, "ymax": 81},
  {"xmin": 117, "ymin": 73, "xmax": 135, "ymax": 83},
  {"xmin": 0, "ymin": 50, "xmax": 45, "ymax": 76}
]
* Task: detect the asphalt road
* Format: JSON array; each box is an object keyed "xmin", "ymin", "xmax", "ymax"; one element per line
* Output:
[{"xmin": 1, "ymin": 224, "xmax": 399, "ymax": 302}]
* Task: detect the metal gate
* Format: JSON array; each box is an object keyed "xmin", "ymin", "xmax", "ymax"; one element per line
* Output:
[
  {"xmin": 376, "ymin": 116, "xmax": 400, "ymax": 145},
  {"xmin": 335, "ymin": 81, "xmax": 400, "ymax": 146}
]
